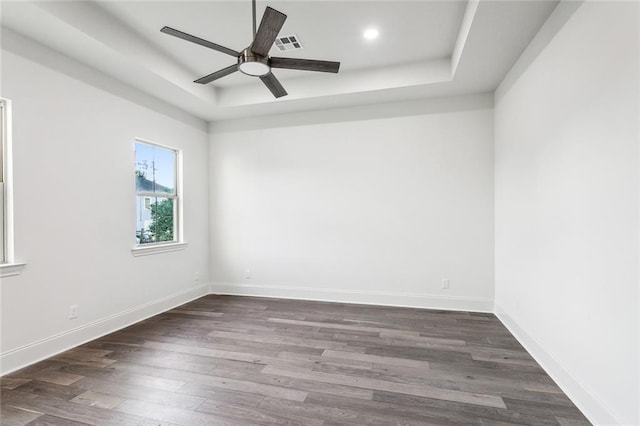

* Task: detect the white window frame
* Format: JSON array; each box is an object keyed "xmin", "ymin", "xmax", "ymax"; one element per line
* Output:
[
  {"xmin": 131, "ymin": 138, "xmax": 186, "ymax": 256},
  {"xmin": 0, "ymin": 98, "xmax": 25, "ymax": 277}
]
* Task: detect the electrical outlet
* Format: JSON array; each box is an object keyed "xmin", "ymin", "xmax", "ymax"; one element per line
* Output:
[
  {"xmin": 244, "ymin": 269, "xmax": 251, "ymax": 279},
  {"xmin": 69, "ymin": 305, "xmax": 78, "ymax": 319},
  {"xmin": 441, "ymin": 279, "xmax": 450, "ymax": 289},
  {"xmin": 195, "ymin": 271, "xmax": 200, "ymax": 282}
]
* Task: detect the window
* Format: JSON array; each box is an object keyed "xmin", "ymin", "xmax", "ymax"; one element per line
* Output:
[
  {"xmin": 134, "ymin": 140, "xmax": 181, "ymax": 248},
  {"xmin": 0, "ymin": 98, "xmax": 24, "ymax": 276},
  {"xmin": 0, "ymin": 99, "xmax": 5, "ymax": 263}
]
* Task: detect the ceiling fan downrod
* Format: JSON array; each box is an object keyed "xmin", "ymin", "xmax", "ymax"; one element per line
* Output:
[{"xmin": 252, "ymin": 0, "xmax": 257, "ymax": 38}]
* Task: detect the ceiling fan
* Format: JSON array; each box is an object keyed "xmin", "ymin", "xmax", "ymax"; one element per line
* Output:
[{"xmin": 160, "ymin": 0, "xmax": 341, "ymax": 98}]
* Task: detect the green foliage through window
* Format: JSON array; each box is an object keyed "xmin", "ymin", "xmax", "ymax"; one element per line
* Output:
[{"xmin": 149, "ymin": 198, "xmax": 174, "ymax": 242}]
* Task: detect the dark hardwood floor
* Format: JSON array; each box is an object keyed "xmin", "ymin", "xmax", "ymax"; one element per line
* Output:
[{"xmin": 1, "ymin": 295, "xmax": 590, "ymax": 425}]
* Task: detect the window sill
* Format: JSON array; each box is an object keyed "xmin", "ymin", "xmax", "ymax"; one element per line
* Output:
[
  {"xmin": 0, "ymin": 262, "xmax": 26, "ymax": 278},
  {"xmin": 131, "ymin": 242, "xmax": 188, "ymax": 257}
]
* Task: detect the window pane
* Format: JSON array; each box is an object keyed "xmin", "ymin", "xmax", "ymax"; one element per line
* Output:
[
  {"xmin": 136, "ymin": 196, "xmax": 175, "ymax": 244},
  {"xmin": 1, "ymin": 101, "xmax": 5, "ymax": 262},
  {"xmin": 1, "ymin": 101, "xmax": 4, "ymax": 184},
  {"xmin": 135, "ymin": 142, "xmax": 175, "ymax": 195}
]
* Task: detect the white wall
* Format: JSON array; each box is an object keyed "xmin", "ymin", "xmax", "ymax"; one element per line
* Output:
[
  {"xmin": 494, "ymin": 2, "xmax": 639, "ymax": 425},
  {"xmin": 209, "ymin": 95, "xmax": 495, "ymax": 311},
  {"xmin": 0, "ymin": 49, "xmax": 211, "ymax": 374}
]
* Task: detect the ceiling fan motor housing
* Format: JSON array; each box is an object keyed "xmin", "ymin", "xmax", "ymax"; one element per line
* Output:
[{"xmin": 238, "ymin": 48, "xmax": 270, "ymax": 76}]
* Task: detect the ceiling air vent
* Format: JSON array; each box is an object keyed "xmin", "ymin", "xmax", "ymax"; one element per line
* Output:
[{"xmin": 275, "ymin": 35, "xmax": 303, "ymax": 51}]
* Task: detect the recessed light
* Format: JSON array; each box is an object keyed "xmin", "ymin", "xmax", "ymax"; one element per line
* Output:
[{"xmin": 363, "ymin": 28, "xmax": 379, "ymax": 40}]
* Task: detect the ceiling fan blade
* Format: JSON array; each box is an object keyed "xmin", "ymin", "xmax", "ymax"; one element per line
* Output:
[
  {"xmin": 270, "ymin": 57, "xmax": 340, "ymax": 73},
  {"xmin": 251, "ymin": 7, "xmax": 287, "ymax": 57},
  {"xmin": 161, "ymin": 26, "xmax": 240, "ymax": 57},
  {"xmin": 260, "ymin": 73, "xmax": 288, "ymax": 98},
  {"xmin": 194, "ymin": 64, "xmax": 239, "ymax": 84}
]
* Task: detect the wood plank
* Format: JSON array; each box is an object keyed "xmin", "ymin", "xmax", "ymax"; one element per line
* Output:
[
  {"xmin": 141, "ymin": 340, "xmax": 316, "ymax": 369},
  {"xmin": 322, "ymin": 349, "xmax": 431, "ymax": 370},
  {"xmin": 556, "ymin": 416, "xmax": 592, "ymax": 426},
  {"xmin": 109, "ymin": 360, "xmax": 309, "ymax": 402},
  {"xmin": 277, "ymin": 350, "xmax": 374, "ymax": 369},
  {"xmin": 0, "ymin": 405, "xmax": 43, "ymax": 426},
  {"xmin": 262, "ymin": 365, "xmax": 507, "ymax": 409},
  {"xmin": 208, "ymin": 366, "xmax": 375, "ymax": 401},
  {"xmin": 168, "ymin": 309, "xmax": 224, "ymax": 318},
  {"xmin": 378, "ymin": 331, "xmax": 468, "ymax": 346},
  {"xmin": 74, "ymin": 376, "xmax": 206, "ymax": 410},
  {"xmin": 197, "ymin": 399, "xmax": 323, "ymax": 426},
  {"xmin": 12, "ymin": 380, "xmax": 85, "ymax": 401},
  {"xmin": 30, "ymin": 371, "xmax": 84, "ymax": 386},
  {"xmin": 1, "ymin": 390, "xmax": 178, "ymax": 426},
  {"xmin": 114, "ymin": 399, "xmax": 255, "ymax": 426},
  {"xmin": 70, "ymin": 390, "xmax": 126, "ymax": 409},
  {"xmin": 305, "ymin": 391, "xmax": 476, "ymax": 425},
  {"xmin": 1, "ymin": 378, "xmax": 32, "ymax": 390},
  {"xmin": 177, "ymin": 382, "xmax": 265, "ymax": 407},
  {"xmin": 207, "ymin": 329, "xmax": 350, "ymax": 350},
  {"xmin": 268, "ymin": 317, "xmax": 464, "ymax": 338},
  {"xmin": 25, "ymin": 414, "xmax": 91, "ymax": 425},
  {"xmin": 373, "ymin": 390, "xmax": 561, "ymax": 425},
  {"xmin": 503, "ymin": 397, "xmax": 588, "ymax": 420},
  {"xmin": 258, "ymin": 396, "xmax": 368, "ymax": 425},
  {"xmin": 51, "ymin": 364, "xmax": 188, "ymax": 393}
]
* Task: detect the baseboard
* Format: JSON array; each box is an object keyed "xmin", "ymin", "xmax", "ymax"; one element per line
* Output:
[
  {"xmin": 495, "ymin": 305, "xmax": 623, "ymax": 426},
  {"xmin": 209, "ymin": 282, "xmax": 494, "ymax": 313},
  {"xmin": 0, "ymin": 284, "xmax": 209, "ymax": 376}
]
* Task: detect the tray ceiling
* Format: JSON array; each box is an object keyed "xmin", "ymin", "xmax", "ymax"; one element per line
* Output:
[{"xmin": 0, "ymin": 1, "xmax": 559, "ymax": 121}]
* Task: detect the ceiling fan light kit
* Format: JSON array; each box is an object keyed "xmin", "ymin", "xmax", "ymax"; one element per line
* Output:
[
  {"xmin": 161, "ymin": 0, "xmax": 341, "ymax": 98},
  {"xmin": 238, "ymin": 49, "xmax": 270, "ymax": 76}
]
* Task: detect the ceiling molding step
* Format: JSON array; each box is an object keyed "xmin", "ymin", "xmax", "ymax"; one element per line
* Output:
[
  {"xmin": 0, "ymin": 28, "xmax": 207, "ymax": 131},
  {"xmin": 216, "ymin": 58, "xmax": 453, "ymax": 108},
  {"xmin": 451, "ymin": 0, "xmax": 480, "ymax": 77},
  {"xmin": 32, "ymin": 1, "xmax": 217, "ymax": 105},
  {"xmin": 495, "ymin": 0, "xmax": 584, "ymax": 101},
  {"xmin": 209, "ymin": 92, "xmax": 494, "ymax": 133}
]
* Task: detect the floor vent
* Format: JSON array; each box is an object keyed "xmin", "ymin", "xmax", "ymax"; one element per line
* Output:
[{"xmin": 275, "ymin": 34, "xmax": 303, "ymax": 51}]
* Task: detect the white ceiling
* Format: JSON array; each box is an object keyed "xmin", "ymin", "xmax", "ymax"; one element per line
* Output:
[
  {"xmin": 103, "ymin": 1, "xmax": 467, "ymax": 80},
  {"xmin": 0, "ymin": 0, "xmax": 559, "ymax": 121}
]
